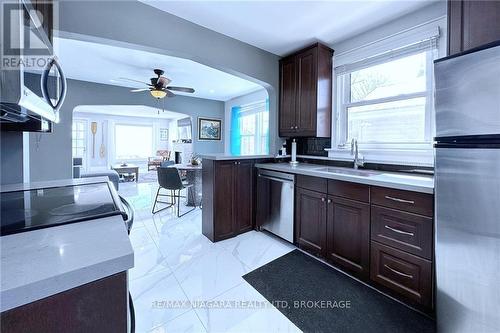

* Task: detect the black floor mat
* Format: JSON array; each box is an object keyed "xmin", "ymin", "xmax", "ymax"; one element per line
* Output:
[{"xmin": 243, "ymin": 250, "xmax": 435, "ymax": 333}]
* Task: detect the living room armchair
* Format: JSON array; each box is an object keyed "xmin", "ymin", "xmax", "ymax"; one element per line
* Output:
[{"xmin": 148, "ymin": 150, "xmax": 171, "ymax": 171}]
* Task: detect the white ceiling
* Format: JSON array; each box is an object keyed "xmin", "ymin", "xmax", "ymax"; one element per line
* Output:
[
  {"xmin": 54, "ymin": 37, "xmax": 264, "ymax": 101},
  {"xmin": 74, "ymin": 105, "xmax": 188, "ymax": 119},
  {"xmin": 140, "ymin": 0, "xmax": 437, "ymax": 56}
]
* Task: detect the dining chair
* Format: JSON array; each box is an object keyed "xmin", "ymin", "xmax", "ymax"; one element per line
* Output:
[{"xmin": 152, "ymin": 167, "xmax": 196, "ymax": 217}]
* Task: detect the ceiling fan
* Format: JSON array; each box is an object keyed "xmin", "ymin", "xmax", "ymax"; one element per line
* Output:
[{"xmin": 118, "ymin": 69, "xmax": 195, "ymax": 99}]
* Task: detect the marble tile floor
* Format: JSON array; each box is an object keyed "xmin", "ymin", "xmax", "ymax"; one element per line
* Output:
[{"xmin": 119, "ymin": 182, "xmax": 300, "ymax": 333}]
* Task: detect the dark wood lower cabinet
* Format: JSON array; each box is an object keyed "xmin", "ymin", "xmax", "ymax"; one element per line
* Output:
[
  {"xmin": 371, "ymin": 206, "xmax": 433, "ymax": 260},
  {"xmin": 0, "ymin": 272, "xmax": 127, "ymax": 333},
  {"xmin": 213, "ymin": 161, "xmax": 235, "ymax": 240},
  {"xmin": 295, "ymin": 187, "xmax": 327, "ymax": 256},
  {"xmin": 294, "ymin": 175, "xmax": 434, "ymax": 311},
  {"xmin": 234, "ymin": 161, "xmax": 254, "ymax": 234},
  {"xmin": 326, "ymin": 196, "xmax": 370, "ymax": 279},
  {"xmin": 202, "ymin": 159, "xmax": 256, "ymax": 242},
  {"xmin": 371, "ymin": 241, "xmax": 432, "ymax": 308}
]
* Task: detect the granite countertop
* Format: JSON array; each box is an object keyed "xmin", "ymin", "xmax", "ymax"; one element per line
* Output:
[
  {"xmin": 200, "ymin": 153, "xmax": 275, "ymax": 160},
  {"xmin": 0, "ymin": 178, "xmax": 134, "ymax": 312},
  {"xmin": 255, "ymin": 162, "xmax": 434, "ymax": 194}
]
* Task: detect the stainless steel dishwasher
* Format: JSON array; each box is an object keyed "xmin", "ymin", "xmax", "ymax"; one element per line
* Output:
[{"xmin": 256, "ymin": 169, "xmax": 295, "ymax": 243}]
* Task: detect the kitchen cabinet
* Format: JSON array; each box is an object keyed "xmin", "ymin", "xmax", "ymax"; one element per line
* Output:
[
  {"xmin": 371, "ymin": 242, "xmax": 432, "ymax": 308},
  {"xmin": 448, "ymin": 0, "xmax": 500, "ymax": 55},
  {"xmin": 234, "ymin": 160, "xmax": 254, "ymax": 233},
  {"xmin": 295, "ymin": 187, "xmax": 327, "ymax": 256},
  {"xmin": 279, "ymin": 43, "xmax": 333, "ymax": 137},
  {"xmin": 293, "ymin": 173, "xmax": 435, "ymax": 310},
  {"xmin": 295, "ymin": 175, "xmax": 370, "ymax": 278},
  {"xmin": 1, "ymin": 272, "xmax": 127, "ymax": 333},
  {"xmin": 370, "ymin": 186, "xmax": 434, "ymax": 310},
  {"xmin": 326, "ymin": 196, "xmax": 370, "ymax": 279},
  {"xmin": 371, "ymin": 206, "xmax": 433, "ymax": 260},
  {"xmin": 202, "ymin": 159, "xmax": 255, "ymax": 242},
  {"xmin": 279, "ymin": 57, "xmax": 297, "ymax": 136}
]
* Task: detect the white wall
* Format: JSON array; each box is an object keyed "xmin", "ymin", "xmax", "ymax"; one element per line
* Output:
[
  {"xmin": 331, "ymin": 2, "xmax": 447, "ymax": 55},
  {"xmin": 73, "ymin": 111, "xmax": 172, "ymax": 171},
  {"xmin": 223, "ymin": 89, "xmax": 268, "ymax": 154}
]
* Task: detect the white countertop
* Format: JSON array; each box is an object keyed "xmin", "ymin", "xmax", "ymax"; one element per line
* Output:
[
  {"xmin": 255, "ymin": 162, "xmax": 434, "ymax": 194},
  {"xmin": 200, "ymin": 153, "xmax": 275, "ymax": 161},
  {"xmin": 0, "ymin": 178, "xmax": 134, "ymax": 312}
]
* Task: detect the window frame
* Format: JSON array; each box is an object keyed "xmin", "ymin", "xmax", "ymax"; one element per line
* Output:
[
  {"xmin": 237, "ymin": 100, "xmax": 269, "ymax": 155},
  {"xmin": 335, "ymin": 48, "xmax": 436, "ymax": 151}
]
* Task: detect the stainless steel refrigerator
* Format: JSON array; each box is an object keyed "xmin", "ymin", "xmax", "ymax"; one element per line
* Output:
[{"xmin": 434, "ymin": 42, "xmax": 500, "ymax": 333}]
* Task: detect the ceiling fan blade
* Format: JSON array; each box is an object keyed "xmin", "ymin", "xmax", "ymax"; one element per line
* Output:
[
  {"xmin": 167, "ymin": 86, "xmax": 195, "ymax": 93},
  {"xmin": 116, "ymin": 77, "xmax": 151, "ymax": 86},
  {"xmin": 158, "ymin": 76, "xmax": 171, "ymax": 87},
  {"xmin": 165, "ymin": 90, "xmax": 176, "ymax": 98},
  {"xmin": 130, "ymin": 88, "xmax": 150, "ymax": 92}
]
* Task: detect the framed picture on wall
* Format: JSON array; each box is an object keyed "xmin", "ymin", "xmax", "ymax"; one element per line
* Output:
[
  {"xmin": 159, "ymin": 128, "xmax": 169, "ymax": 141},
  {"xmin": 198, "ymin": 117, "xmax": 222, "ymax": 141}
]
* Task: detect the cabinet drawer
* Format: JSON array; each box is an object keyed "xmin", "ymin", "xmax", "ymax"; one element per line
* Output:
[
  {"xmin": 297, "ymin": 175, "xmax": 327, "ymax": 193},
  {"xmin": 328, "ymin": 179, "xmax": 369, "ymax": 203},
  {"xmin": 371, "ymin": 186, "xmax": 433, "ymax": 217},
  {"xmin": 371, "ymin": 206, "xmax": 433, "ymax": 260},
  {"xmin": 371, "ymin": 242, "xmax": 432, "ymax": 307}
]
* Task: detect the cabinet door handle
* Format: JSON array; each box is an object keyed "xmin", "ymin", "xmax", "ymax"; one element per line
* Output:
[
  {"xmin": 384, "ymin": 196, "xmax": 415, "ymax": 205},
  {"xmin": 327, "ymin": 199, "xmax": 332, "ymax": 204},
  {"xmin": 290, "ymin": 126, "xmax": 294, "ymax": 129},
  {"xmin": 384, "ymin": 264, "xmax": 413, "ymax": 279},
  {"xmin": 295, "ymin": 126, "xmax": 298, "ymax": 129},
  {"xmin": 234, "ymin": 162, "xmax": 237, "ymax": 165},
  {"xmin": 384, "ymin": 225, "xmax": 414, "ymax": 236},
  {"xmin": 321, "ymin": 197, "xmax": 325, "ymax": 202}
]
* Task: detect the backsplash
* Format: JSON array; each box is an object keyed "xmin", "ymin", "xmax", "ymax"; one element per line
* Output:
[{"xmin": 285, "ymin": 138, "xmax": 330, "ymax": 156}]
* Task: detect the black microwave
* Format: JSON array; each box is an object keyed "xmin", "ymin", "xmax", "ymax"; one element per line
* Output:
[{"xmin": 0, "ymin": 0, "xmax": 66, "ymax": 132}]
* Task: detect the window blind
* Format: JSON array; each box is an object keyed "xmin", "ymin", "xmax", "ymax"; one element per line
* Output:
[
  {"xmin": 335, "ymin": 36, "xmax": 439, "ymax": 76},
  {"xmin": 239, "ymin": 100, "xmax": 267, "ymax": 114}
]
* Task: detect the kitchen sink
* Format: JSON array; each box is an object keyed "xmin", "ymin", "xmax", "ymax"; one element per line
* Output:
[{"xmin": 313, "ymin": 167, "xmax": 378, "ymax": 177}]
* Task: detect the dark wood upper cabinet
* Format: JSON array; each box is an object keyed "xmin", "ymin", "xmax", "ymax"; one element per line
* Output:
[
  {"xmin": 448, "ymin": 0, "xmax": 500, "ymax": 55},
  {"xmin": 295, "ymin": 187, "xmax": 327, "ymax": 256},
  {"xmin": 279, "ymin": 57, "xmax": 297, "ymax": 137},
  {"xmin": 279, "ymin": 43, "xmax": 333, "ymax": 138},
  {"xmin": 295, "ymin": 48, "xmax": 317, "ymax": 135},
  {"xmin": 202, "ymin": 159, "xmax": 255, "ymax": 242},
  {"xmin": 326, "ymin": 196, "xmax": 370, "ymax": 279}
]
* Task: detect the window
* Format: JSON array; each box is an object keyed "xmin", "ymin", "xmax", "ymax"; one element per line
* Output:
[
  {"xmin": 335, "ymin": 42, "xmax": 437, "ymax": 155},
  {"xmin": 115, "ymin": 124, "xmax": 153, "ymax": 160},
  {"xmin": 231, "ymin": 100, "xmax": 269, "ymax": 155},
  {"xmin": 177, "ymin": 117, "xmax": 192, "ymax": 140},
  {"xmin": 72, "ymin": 119, "xmax": 87, "ymax": 158}
]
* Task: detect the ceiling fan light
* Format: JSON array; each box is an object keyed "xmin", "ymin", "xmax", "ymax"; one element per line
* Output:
[{"xmin": 150, "ymin": 90, "xmax": 167, "ymax": 99}]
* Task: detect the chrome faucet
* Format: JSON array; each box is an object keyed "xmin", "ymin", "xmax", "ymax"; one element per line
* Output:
[{"xmin": 350, "ymin": 138, "xmax": 364, "ymax": 169}]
